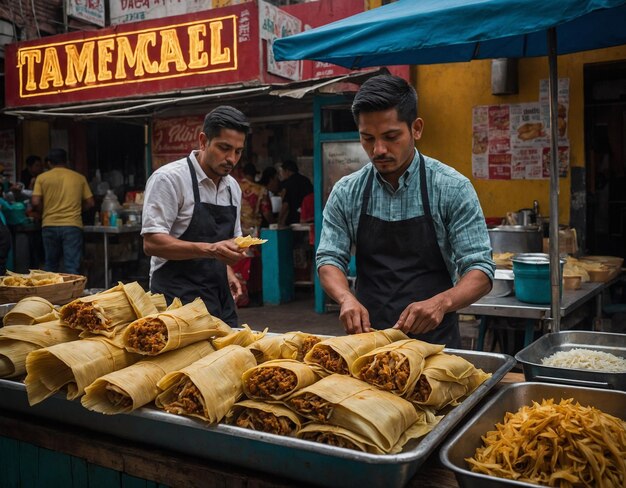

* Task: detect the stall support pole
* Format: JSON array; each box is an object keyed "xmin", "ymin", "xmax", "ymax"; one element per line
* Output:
[{"xmin": 547, "ymin": 27, "xmax": 562, "ymax": 332}]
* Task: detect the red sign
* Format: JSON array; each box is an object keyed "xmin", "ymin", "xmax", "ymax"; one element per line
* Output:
[
  {"xmin": 151, "ymin": 115, "xmax": 204, "ymax": 170},
  {"xmin": 4, "ymin": 3, "xmax": 259, "ymax": 108}
]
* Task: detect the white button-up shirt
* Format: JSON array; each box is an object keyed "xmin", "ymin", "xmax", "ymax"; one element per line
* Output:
[{"xmin": 142, "ymin": 150, "xmax": 242, "ymax": 275}]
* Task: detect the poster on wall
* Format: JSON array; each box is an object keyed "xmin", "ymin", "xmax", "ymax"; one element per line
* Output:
[
  {"xmin": 259, "ymin": 0, "xmax": 302, "ymax": 81},
  {"xmin": 109, "ymin": 0, "xmax": 250, "ymax": 25},
  {"xmin": 0, "ymin": 129, "xmax": 16, "ymax": 184},
  {"xmin": 322, "ymin": 141, "xmax": 368, "ymax": 204},
  {"xmin": 151, "ymin": 116, "xmax": 204, "ymax": 170},
  {"xmin": 66, "ymin": 0, "xmax": 105, "ymax": 27},
  {"xmin": 472, "ymin": 78, "xmax": 570, "ymax": 180}
]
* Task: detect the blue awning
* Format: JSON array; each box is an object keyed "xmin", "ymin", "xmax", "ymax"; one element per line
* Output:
[{"xmin": 274, "ymin": 0, "xmax": 626, "ymax": 68}]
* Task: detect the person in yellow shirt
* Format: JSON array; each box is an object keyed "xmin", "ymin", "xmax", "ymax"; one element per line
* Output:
[{"xmin": 32, "ymin": 148, "xmax": 95, "ymax": 274}]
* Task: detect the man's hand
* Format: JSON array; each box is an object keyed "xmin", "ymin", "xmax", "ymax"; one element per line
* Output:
[
  {"xmin": 339, "ymin": 295, "xmax": 372, "ymax": 334},
  {"xmin": 207, "ymin": 240, "xmax": 246, "ymax": 266},
  {"xmin": 393, "ymin": 295, "xmax": 449, "ymax": 335},
  {"xmin": 227, "ymin": 265, "xmax": 243, "ymax": 302}
]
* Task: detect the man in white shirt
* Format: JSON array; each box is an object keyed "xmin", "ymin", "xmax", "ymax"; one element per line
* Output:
[{"xmin": 142, "ymin": 106, "xmax": 249, "ymax": 326}]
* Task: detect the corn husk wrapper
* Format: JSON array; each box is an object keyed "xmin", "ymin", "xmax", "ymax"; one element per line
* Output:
[
  {"xmin": 350, "ymin": 339, "xmax": 444, "ymax": 396},
  {"xmin": 405, "ymin": 353, "xmax": 491, "ymax": 411},
  {"xmin": 0, "ymin": 320, "xmax": 80, "ymax": 378},
  {"xmin": 226, "ymin": 399, "xmax": 303, "ymax": 436},
  {"xmin": 24, "ymin": 338, "xmax": 141, "ymax": 405},
  {"xmin": 287, "ymin": 374, "xmax": 437, "ymax": 453},
  {"xmin": 82, "ymin": 341, "xmax": 215, "ymax": 414},
  {"xmin": 3, "ymin": 297, "xmax": 58, "ymax": 326},
  {"xmin": 123, "ymin": 297, "xmax": 232, "ymax": 356},
  {"xmin": 212, "ymin": 324, "xmax": 267, "ymax": 350},
  {"xmin": 149, "ymin": 292, "xmax": 168, "ymax": 312},
  {"xmin": 156, "ymin": 345, "xmax": 256, "ymax": 423},
  {"xmin": 60, "ymin": 282, "xmax": 157, "ymax": 337},
  {"xmin": 247, "ymin": 335, "xmax": 285, "ymax": 363},
  {"xmin": 280, "ymin": 331, "xmax": 323, "ymax": 361},
  {"xmin": 297, "ymin": 423, "xmax": 387, "ymax": 454},
  {"xmin": 304, "ymin": 329, "xmax": 408, "ymax": 376},
  {"xmin": 242, "ymin": 359, "xmax": 319, "ymax": 401}
]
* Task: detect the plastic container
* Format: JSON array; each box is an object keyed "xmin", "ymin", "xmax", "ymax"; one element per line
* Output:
[
  {"xmin": 101, "ymin": 190, "xmax": 122, "ymax": 227},
  {"xmin": 512, "ymin": 253, "xmax": 564, "ymax": 304}
]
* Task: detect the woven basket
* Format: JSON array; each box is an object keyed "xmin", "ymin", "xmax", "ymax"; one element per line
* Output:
[{"xmin": 0, "ymin": 274, "xmax": 87, "ymax": 305}]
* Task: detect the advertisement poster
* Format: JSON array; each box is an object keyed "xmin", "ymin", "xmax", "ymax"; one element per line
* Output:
[
  {"xmin": 67, "ymin": 0, "xmax": 105, "ymax": 27},
  {"xmin": 151, "ymin": 115, "xmax": 204, "ymax": 170},
  {"xmin": 259, "ymin": 0, "xmax": 302, "ymax": 81},
  {"xmin": 472, "ymin": 78, "xmax": 570, "ymax": 180},
  {"xmin": 322, "ymin": 141, "xmax": 368, "ymax": 204}
]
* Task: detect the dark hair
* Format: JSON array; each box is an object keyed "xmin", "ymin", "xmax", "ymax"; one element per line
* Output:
[
  {"xmin": 203, "ymin": 105, "xmax": 250, "ymax": 140},
  {"xmin": 46, "ymin": 148, "xmax": 67, "ymax": 166},
  {"xmin": 352, "ymin": 75, "xmax": 417, "ymax": 128},
  {"xmin": 25, "ymin": 155, "xmax": 41, "ymax": 167},
  {"xmin": 242, "ymin": 162, "xmax": 257, "ymax": 178},
  {"xmin": 259, "ymin": 166, "xmax": 278, "ymax": 186},
  {"xmin": 281, "ymin": 160, "xmax": 299, "ymax": 174}
]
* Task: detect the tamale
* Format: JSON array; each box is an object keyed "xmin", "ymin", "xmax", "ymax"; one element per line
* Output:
[
  {"xmin": 405, "ymin": 353, "xmax": 491, "ymax": 411},
  {"xmin": 242, "ymin": 359, "xmax": 319, "ymax": 401},
  {"xmin": 247, "ymin": 335, "xmax": 285, "ymax": 363},
  {"xmin": 0, "ymin": 320, "xmax": 80, "ymax": 378},
  {"xmin": 280, "ymin": 331, "xmax": 322, "ymax": 361},
  {"xmin": 60, "ymin": 282, "xmax": 157, "ymax": 337},
  {"xmin": 304, "ymin": 329, "xmax": 408, "ymax": 375},
  {"xmin": 3, "ymin": 296, "xmax": 58, "ymax": 326},
  {"xmin": 25, "ymin": 337, "xmax": 141, "ymax": 405},
  {"xmin": 297, "ymin": 423, "xmax": 385, "ymax": 454},
  {"xmin": 226, "ymin": 399, "xmax": 303, "ymax": 436},
  {"xmin": 212, "ymin": 324, "xmax": 267, "ymax": 349},
  {"xmin": 82, "ymin": 341, "xmax": 215, "ymax": 414},
  {"xmin": 123, "ymin": 298, "xmax": 232, "ymax": 355},
  {"xmin": 351, "ymin": 339, "xmax": 444, "ymax": 395},
  {"xmin": 287, "ymin": 374, "xmax": 438, "ymax": 454},
  {"xmin": 149, "ymin": 292, "xmax": 168, "ymax": 312},
  {"xmin": 155, "ymin": 344, "xmax": 256, "ymax": 423}
]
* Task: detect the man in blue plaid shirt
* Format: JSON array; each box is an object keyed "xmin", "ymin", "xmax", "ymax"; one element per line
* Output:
[{"xmin": 317, "ymin": 75, "xmax": 494, "ymax": 348}]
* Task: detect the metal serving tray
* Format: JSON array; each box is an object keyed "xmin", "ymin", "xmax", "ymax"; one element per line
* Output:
[
  {"xmin": 0, "ymin": 349, "xmax": 514, "ymax": 488},
  {"xmin": 440, "ymin": 382, "xmax": 626, "ymax": 488},
  {"xmin": 515, "ymin": 331, "xmax": 626, "ymax": 390}
]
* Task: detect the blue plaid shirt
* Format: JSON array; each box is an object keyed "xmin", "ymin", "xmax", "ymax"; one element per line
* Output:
[{"xmin": 317, "ymin": 150, "xmax": 495, "ymax": 283}]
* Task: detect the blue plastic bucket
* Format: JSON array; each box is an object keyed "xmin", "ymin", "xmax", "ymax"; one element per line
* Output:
[{"xmin": 512, "ymin": 253, "xmax": 564, "ymax": 304}]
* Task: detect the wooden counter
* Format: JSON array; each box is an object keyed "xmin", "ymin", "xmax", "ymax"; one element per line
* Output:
[{"xmin": 0, "ymin": 373, "xmax": 525, "ymax": 488}]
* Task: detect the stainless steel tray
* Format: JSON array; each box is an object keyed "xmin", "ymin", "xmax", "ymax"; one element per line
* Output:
[
  {"xmin": 515, "ymin": 331, "xmax": 626, "ymax": 390},
  {"xmin": 0, "ymin": 348, "xmax": 515, "ymax": 488},
  {"xmin": 440, "ymin": 382, "xmax": 626, "ymax": 488}
]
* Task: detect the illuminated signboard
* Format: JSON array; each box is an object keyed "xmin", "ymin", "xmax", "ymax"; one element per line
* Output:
[{"xmin": 4, "ymin": 3, "xmax": 259, "ymax": 107}]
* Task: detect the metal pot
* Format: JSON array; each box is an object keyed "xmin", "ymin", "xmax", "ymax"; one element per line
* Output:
[{"xmin": 488, "ymin": 225, "xmax": 543, "ymax": 254}]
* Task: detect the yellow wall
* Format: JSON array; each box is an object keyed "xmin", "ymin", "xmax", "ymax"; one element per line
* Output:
[{"xmin": 415, "ymin": 45, "xmax": 626, "ymax": 224}]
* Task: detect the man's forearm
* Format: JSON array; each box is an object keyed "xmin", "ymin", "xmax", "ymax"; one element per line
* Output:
[
  {"xmin": 435, "ymin": 269, "xmax": 492, "ymax": 313},
  {"xmin": 143, "ymin": 233, "xmax": 212, "ymax": 260},
  {"xmin": 318, "ymin": 264, "xmax": 353, "ymax": 305}
]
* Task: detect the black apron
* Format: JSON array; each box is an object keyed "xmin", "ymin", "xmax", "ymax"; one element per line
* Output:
[
  {"xmin": 151, "ymin": 157, "xmax": 238, "ymax": 326},
  {"xmin": 355, "ymin": 154, "xmax": 461, "ymax": 348}
]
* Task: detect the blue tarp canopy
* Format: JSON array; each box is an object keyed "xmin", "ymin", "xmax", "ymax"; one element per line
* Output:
[
  {"xmin": 274, "ymin": 0, "xmax": 626, "ymax": 68},
  {"xmin": 273, "ymin": 0, "xmax": 626, "ymax": 330}
]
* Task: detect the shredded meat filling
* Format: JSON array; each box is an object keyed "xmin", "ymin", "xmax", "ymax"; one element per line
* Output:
[
  {"xmin": 246, "ymin": 367, "xmax": 297, "ymax": 398},
  {"xmin": 411, "ymin": 377, "xmax": 432, "ymax": 402},
  {"xmin": 308, "ymin": 346, "xmax": 348, "ymax": 374},
  {"xmin": 358, "ymin": 351, "xmax": 410, "ymax": 391},
  {"xmin": 289, "ymin": 393, "xmax": 333, "ymax": 422},
  {"xmin": 61, "ymin": 302, "xmax": 109, "ymax": 331},
  {"xmin": 163, "ymin": 378, "xmax": 203, "ymax": 415},
  {"xmin": 105, "ymin": 385, "xmax": 132, "ymax": 408},
  {"xmin": 301, "ymin": 432, "xmax": 359, "ymax": 451},
  {"xmin": 298, "ymin": 335, "xmax": 321, "ymax": 361},
  {"xmin": 126, "ymin": 318, "xmax": 168, "ymax": 354},
  {"xmin": 235, "ymin": 410, "xmax": 296, "ymax": 436}
]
